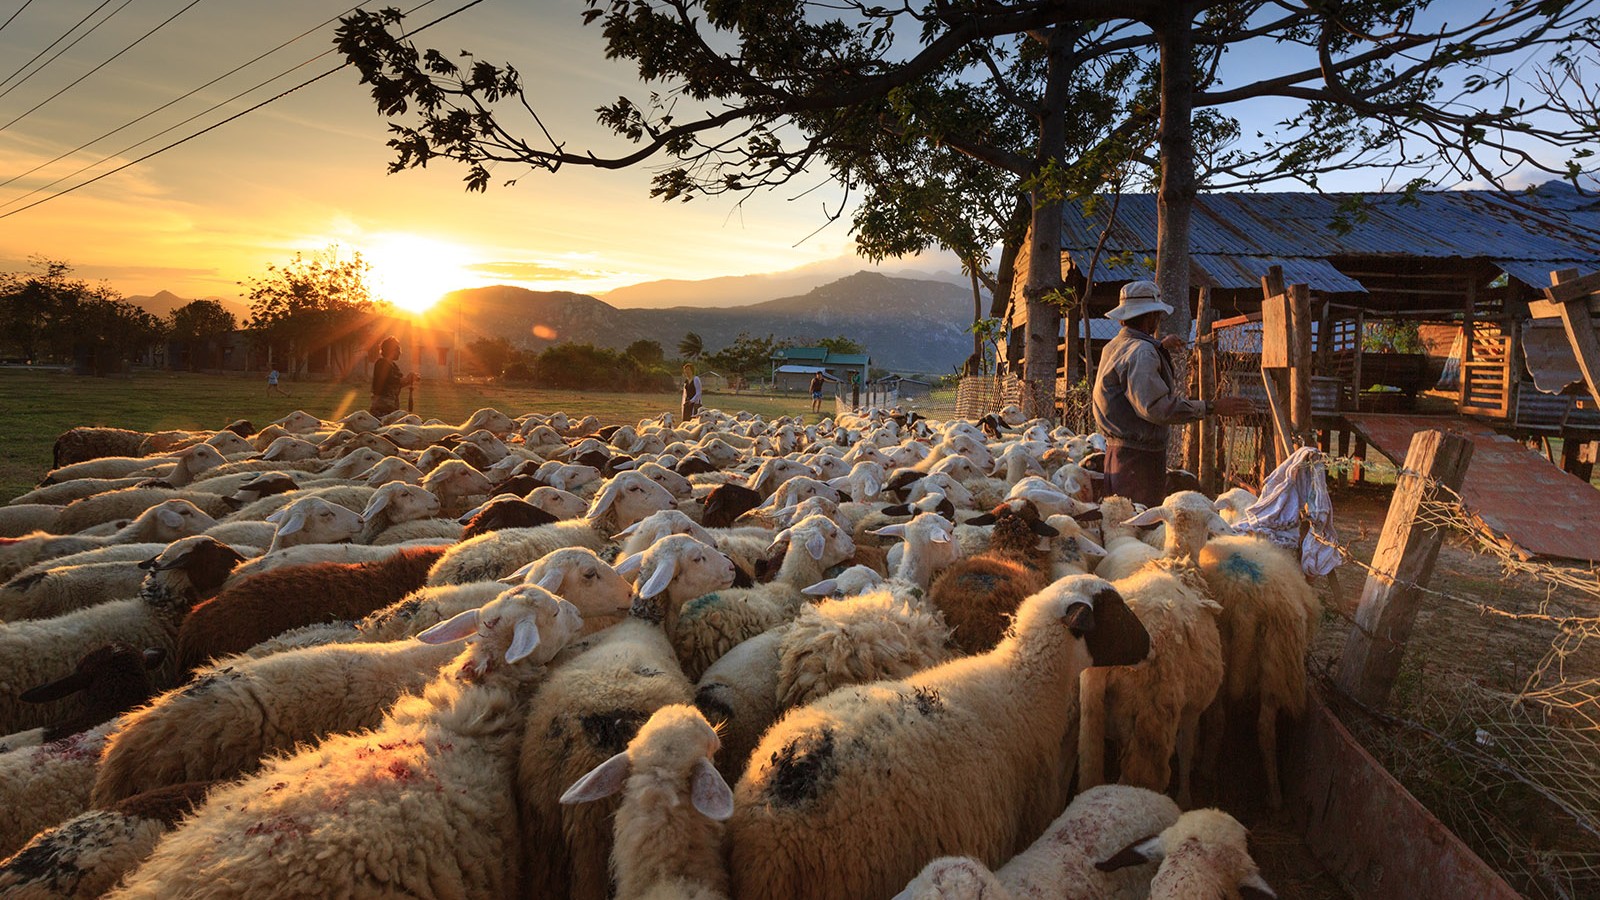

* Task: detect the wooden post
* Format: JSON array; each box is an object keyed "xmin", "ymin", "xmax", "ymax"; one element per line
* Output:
[
  {"xmin": 1534, "ymin": 269, "xmax": 1600, "ymax": 409},
  {"xmin": 1335, "ymin": 430, "xmax": 1475, "ymax": 709},
  {"xmin": 1260, "ymin": 266, "xmax": 1293, "ymax": 465},
  {"xmin": 1460, "ymin": 278, "xmax": 1476, "ymax": 410},
  {"xmin": 1197, "ymin": 287, "xmax": 1218, "ymax": 493},
  {"xmin": 1290, "ymin": 283, "xmax": 1314, "ymax": 434},
  {"xmin": 1316, "ymin": 296, "xmax": 1334, "ymax": 375},
  {"xmin": 1352, "ymin": 310, "xmax": 1366, "ymax": 412}
]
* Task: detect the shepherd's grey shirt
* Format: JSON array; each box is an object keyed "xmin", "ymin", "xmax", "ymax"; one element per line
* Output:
[{"xmin": 1092, "ymin": 326, "xmax": 1206, "ymax": 452}]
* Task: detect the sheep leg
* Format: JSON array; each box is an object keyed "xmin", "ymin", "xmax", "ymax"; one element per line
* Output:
[
  {"xmin": 1258, "ymin": 699, "xmax": 1282, "ymax": 810},
  {"xmin": 1197, "ymin": 700, "xmax": 1225, "ymax": 805},
  {"xmin": 1077, "ymin": 667, "xmax": 1108, "ymax": 791}
]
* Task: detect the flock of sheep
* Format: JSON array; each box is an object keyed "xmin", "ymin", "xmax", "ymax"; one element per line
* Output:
[{"xmin": 0, "ymin": 400, "xmax": 1319, "ymax": 899}]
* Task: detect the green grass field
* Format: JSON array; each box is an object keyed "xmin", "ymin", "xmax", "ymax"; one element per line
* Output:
[{"xmin": 0, "ymin": 369, "xmax": 846, "ymax": 501}]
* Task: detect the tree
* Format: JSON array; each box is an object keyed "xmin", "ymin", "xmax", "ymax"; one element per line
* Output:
[
  {"xmin": 676, "ymin": 332, "xmax": 703, "ymax": 361},
  {"xmin": 465, "ymin": 335, "xmax": 516, "ymax": 377},
  {"xmin": 625, "ymin": 339, "xmax": 665, "ymax": 366},
  {"xmin": 243, "ymin": 246, "xmax": 383, "ymax": 378},
  {"xmin": 168, "ymin": 300, "xmax": 237, "ymax": 371},
  {"xmin": 706, "ymin": 333, "xmax": 786, "ymax": 383},
  {"xmin": 336, "ymin": 1, "xmax": 1600, "ymax": 418},
  {"xmin": 0, "ymin": 257, "xmax": 164, "ymax": 372},
  {"xmin": 815, "ymin": 336, "xmax": 865, "ymax": 356}
]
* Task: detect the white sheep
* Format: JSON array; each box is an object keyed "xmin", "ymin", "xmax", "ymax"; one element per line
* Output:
[
  {"xmin": 1044, "ymin": 512, "xmax": 1107, "ymax": 580},
  {"xmin": 263, "ymin": 495, "xmax": 364, "ymax": 554},
  {"xmin": 775, "ymin": 586, "xmax": 952, "ymax": 710},
  {"xmin": 357, "ymin": 455, "xmax": 424, "ymax": 487},
  {"xmin": 0, "ymin": 504, "xmax": 65, "ymax": 539},
  {"xmin": 420, "ymin": 458, "xmax": 493, "ymax": 518},
  {"xmin": 519, "ymin": 532, "xmax": 734, "ymax": 900},
  {"xmin": 0, "ymin": 536, "xmax": 246, "ymax": 735},
  {"xmin": 1091, "ymin": 495, "xmax": 1161, "ymax": 582},
  {"xmin": 1095, "ymin": 808, "xmax": 1277, "ymax": 899},
  {"xmin": 868, "ymin": 511, "xmax": 962, "ymax": 593},
  {"xmin": 427, "ymin": 471, "xmax": 676, "ymax": 585},
  {"xmin": 527, "ymin": 485, "xmax": 592, "ymax": 520},
  {"xmin": 1079, "ymin": 565, "xmax": 1224, "ymax": 807},
  {"xmin": 358, "ymin": 481, "xmax": 461, "ymax": 545},
  {"xmin": 107, "ymin": 586, "xmax": 584, "ymax": 899},
  {"xmin": 0, "ymin": 500, "xmax": 220, "ymax": 582},
  {"xmin": 894, "ymin": 784, "xmax": 1181, "ymax": 900},
  {"xmin": 726, "ymin": 575, "xmax": 1152, "ymax": 900},
  {"xmin": 560, "ymin": 704, "xmax": 734, "ymax": 900},
  {"xmin": 0, "ymin": 723, "xmax": 118, "ymax": 860},
  {"xmin": 668, "ymin": 513, "xmax": 855, "ymax": 680},
  {"xmin": 0, "ymin": 560, "xmax": 149, "ymax": 621},
  {"xmin": 1213, "ymin": 487, "xmax": 1259, "ymax": 525}
]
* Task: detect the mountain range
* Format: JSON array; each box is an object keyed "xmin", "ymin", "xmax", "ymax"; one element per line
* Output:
[
  {"xmin": 446, "ymin": 271, "xmax": 981, "ymax": 374},
  {"xmin": 596, "ymin": 257, "xmax": 967, "ymax": 309},
  {"xmin": 124, "ymin": 290, "xmax": 253, "ymax": 322}
]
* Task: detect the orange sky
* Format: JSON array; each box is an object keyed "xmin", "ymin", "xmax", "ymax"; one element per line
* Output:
[{"xmin": 0, "ymin": 1, "xmax": 879, "ymax": 313}]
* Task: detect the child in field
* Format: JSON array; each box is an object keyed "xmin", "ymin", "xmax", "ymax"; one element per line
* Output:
[{"xmin": 267, "ymin": 368, "xmax": 290, "ymax": 397}]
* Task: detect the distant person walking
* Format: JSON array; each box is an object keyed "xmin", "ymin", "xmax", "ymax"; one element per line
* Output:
[
  {"xmin": 266, "ymin": 368, "xmax": 290, "ymax": 397},
  {"xmin": 681, "ymin": 364, "xmax": 703, "ymax": 422},
  {"xmin": 809, "ymin": 371, "xmax": 825, "ymax": 413},
  {"xmin": 370, "ymin": 336, "xmax": 418, "ymax": 417}
]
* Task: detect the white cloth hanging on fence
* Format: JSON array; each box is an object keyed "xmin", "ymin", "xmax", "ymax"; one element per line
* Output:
[{"xmin": 1235, "ymin": 445, "xmax": 1342, "ymax": 577}]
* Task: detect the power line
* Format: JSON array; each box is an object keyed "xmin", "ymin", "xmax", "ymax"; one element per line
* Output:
[
  {"xmin": 0, "ymin": 0, "xmax": 40, "ymax": 38},
  {"xmin": 0, "ymin": 3, "xmax": 368, "ymax": 191},
  {"xmin": 0, "ymin": 0, "xmax": 490, "ymax": 221},
  {"xmin": 0, "ymin": 0, "xmax": 125, "ymax": 99},
  {"xmin": 0, "ymin": 0, "xmax": 207, "ymax": 133}
]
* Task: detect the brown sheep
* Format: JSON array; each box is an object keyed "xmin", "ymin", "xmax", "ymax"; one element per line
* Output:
[{"xmin": 924, "ymin": 502, "xmax": 1058, "ymax": 655}]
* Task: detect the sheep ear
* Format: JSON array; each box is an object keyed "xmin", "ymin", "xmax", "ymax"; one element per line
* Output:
[
  {"xmin": 585, "ymin": 480, "xmax": 623, "ymax": 520},
  {"xmin": 878, "ymin": 504, "xmax": 911, "ymax": 517},
  {"xmin": 1239, "ymin": 871, "xmax": 1278, "ymax": 899},
  {"xmin": 1030, "ymin": 520, "xmax": 1060, "ymax": 537},
  {"xmin": 1212, "ymin": 497, "xmax": 1232, "ymax": 511},
  {"xmin": 500, "ymin": 560, "xmax": 537, "ymax": 585},
  {"xmin": 638, "ymin": 557, "xmax": 677, "ymax": 599},
  {"xmin": 868, "ymin": 523, "xmax": 906, "ymax": 539},
  {"xmin": 1073, "ymin": 508, "xmax": 1104, "ymax": 523},
  {"xmin": 691, "ymin": 757, "xmax": 735, "ymax": 820},
  {"xmin": 614, "ymin": 552, "xmax": 643, "ymax": 578},
  {"xmin": 1208, "ymin": 513, "xmax": 1236, "ymax": 535},
  {"xmin": 1123, "ymin": 507, "xmax": 1169, "ymax": 528},
  {"xmin": 1089, "ymin": 434, "xmax": 1107, "ymax": 452},
  {"xmin": 765, "ymin": 528, "xmax": 792, "ymax": 556},
  {"xmin": 156, "ymin": 506, "xmax": 184, "ymax": 529},
  {"xmin": 1095, "ymin": 834, "xmax": 1163, "ymax": 872},
  {"xmin": 505, "ymin": 616, "xmax": 543, "ymax": 664},
  {"xmin": 612, "ymin": 521, "xmax": 641, "ymax": 539},
  {"xmin": 936, "ymin": 498, "xmax": 955, "ymax": 520},
  {"xmin": 1077, "ymin": 536, "xmax": 1107, "ymax": 556},
  {"xmin": 1061, "ymin": 600, "xmax": 1096, "ymax": 637},
  {"xmin": 929, "ymin": 528, "xmax": 952, "ymax": 544},
  {"xmin": 965, "ymin": 512, "xmax": 997, "ymax": 526},
  {"xmin": 458, "ymin": 504, "xmax": 485, "ymax": 525},
  {"xmin": 274, "ymin": 509, "xmax": 308, "ymax": 537},
  {"xmin": 560, "ymin": 751, "xmax": 631, "ymax": 805},
  {"xmin": 417, "ymin": 608, "xmax": 480, "ymax": 644},
  {"xmin": 861, "ymin": 475, "xmax": 880, "ymax": 497},
  {"xmin": 142, "ymin": 647, "xmax": 165, "ymax": 669},
  {"xmin": 19, "ymin": 669, "xmax": 92, "ymax": 703},
  {"xmin": 534, "ymin": 568, "xmax": 565, "ymax": 592},
  {"xmin": 361, "ymin": 490, "xmax": 393, "ymax": 522},
  {"xmin": 801, "ymin": 578, "xmax": 839, "ymax": 596},
  {"xmin": 805, "ymin": 531, "xmax": 827, "ymax": 561}
]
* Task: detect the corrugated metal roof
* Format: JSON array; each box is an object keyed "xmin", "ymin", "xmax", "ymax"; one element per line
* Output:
[
  {"xmin": 1062, "ymin": 183, "xmax": 1600, "ymax": 291},
  {"xmin": 1191, "ymin": 254, "xmax": 1368, "ymax": 293}
]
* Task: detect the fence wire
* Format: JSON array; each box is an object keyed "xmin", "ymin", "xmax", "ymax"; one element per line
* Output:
[{"xmin": 1301, "ymin": 452, "xmax": 1600, "ymax": 899}]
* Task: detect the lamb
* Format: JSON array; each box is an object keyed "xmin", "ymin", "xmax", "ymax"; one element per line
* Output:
[
  {"xmin": 421, "ymin": 458, "xmax": 494, "ymax": 517},
  {"xmin": 894, "ymin": 784, "xmax": 1181, "ymax": 900},
  {"xmin": 1213, "ymin": 487, "xmax": 1259, "ymax": 525},
  {"xmin": 1095, "ymin": 808, "xmax": 1277, "ymax": 899},
  {"xmin": 356, "ymin": 481, "xmax": 451, "ymax": 543},
  {"xmin": 426, "ymin": 470, "xmax": 676, "ymax": 585},
  {"xmin": 0, "ymin": 560, "xmax": 151, "ymax": 621},
  {"xmin": 0, "ymin": 537, "xmax": 245, "ymax": 735},
  {"xmin": 0, "ymin": 498, "xmax": 222, "ymax": 590},
  {"xmin": 925, "ymin": 503, "xmax": 1056, "ymax": 655},
  {"xmin": 1091, "ymin": 495, "xmax": 1161, "ymax": 582},
  {"xmin": 1078, "ymin": 565, "xmax": 1224, "ymax": 807},
  {"xmin": 559, "ymin": 705, "xmax": 734, "ymax": 900},
  {"xmin": 0, "ymin": 643, "xmax": 163, "ymax": 753},
  {"xmin": 518, "ymin": 534, "xmax": 734, "ymax": 900},
  {"xmin": 669, "ymin": 513, "xmax": 855, "ymax": 680},
  {"xmin": 107, "ymin": 586, "xmax": 584, "ymax": 899},
  {"xmin": 262, "ymin": 495, "xmax": 364, "ymax": 553},
  {"xmin": 0, "ymin": 781, "xmax": 213, "ymax": 900},
  {"xmin": 726, "ymin": 575, "xmax": 1152, "ymax": 900},
  {"xmin": 175, "ymin": 544, "xmax": 445, "ymax": 673}
]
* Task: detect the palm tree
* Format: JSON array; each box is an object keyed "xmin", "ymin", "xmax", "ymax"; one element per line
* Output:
[{"xmin": 677, "ymin": 331, "xmax": 703, "ymax": 361}]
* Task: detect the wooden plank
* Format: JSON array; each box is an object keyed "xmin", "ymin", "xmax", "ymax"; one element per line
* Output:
[
  {"xmin": 1261, "ymin": 371, "xmax": 1294, "ymax": 463},
  {"xmin": 1547, "ymin": 270, "xmax": 1600, "ymax": 410},
  {"xmin": 1335, "ymin": 430, "xmax": 1475, "ymax": 709},
  {"xmin": 1290, "ymin": 283, "xmax": 1314, "ymax": 433},
  {"xmin": 1352, "ymin": 311, "xmax": 1365, "ymax": 411},
  {"xmin": 1544, "ymin": 269, "xmax": 1600, "ymax": 304},
  {"xmin": 1261, "ymin": 292, "xmax": 1291, "ymax": 369},
  {"xmin": 1197, "ymin": 287, "xmax": 1218, "ymax": 494}
]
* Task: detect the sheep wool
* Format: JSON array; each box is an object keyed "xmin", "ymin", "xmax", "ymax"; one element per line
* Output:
[
  {"xmin": 728, "ymin": 576, "xmax": 1152, "ymax": 900},
  {"xmin": 107, "ymin": 587, "xmax": 585, "ymax": 899}
]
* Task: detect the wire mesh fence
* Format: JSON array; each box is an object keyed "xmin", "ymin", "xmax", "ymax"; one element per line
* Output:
[
  {"xmin": 1301, "ymin": 452, "xmax": 1600, "ymax": 899},
  {"xmin": 954, "ymin": 372, "xmax": 1024, "ymax": 420}
]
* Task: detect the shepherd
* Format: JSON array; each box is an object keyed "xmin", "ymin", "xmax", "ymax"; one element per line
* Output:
[{"xmin": 1092, "ymin": 280, "xmax": 1255, "ymax": 507}]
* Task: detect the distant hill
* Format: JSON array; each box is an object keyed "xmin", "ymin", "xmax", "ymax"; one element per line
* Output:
[
  {"xmin": 448, "ymin": 271, "xmax": 980, "ymax": 374},
  {"xmin": 125, "ymin": 290, "xmax": 252, "ymax": 323},
  {"xmin": 598, "ymin": 259, "xmax": 968, "ymax": 309}
]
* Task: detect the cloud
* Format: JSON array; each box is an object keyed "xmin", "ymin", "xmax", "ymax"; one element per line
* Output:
[{"xmin": 468, "ymin": 260, "xmax": 619, "ymax": 281}]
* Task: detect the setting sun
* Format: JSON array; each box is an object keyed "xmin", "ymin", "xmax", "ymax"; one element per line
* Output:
[{"xmin": 364, "ymin": 235, "xmax": 475, "ymax": 314}]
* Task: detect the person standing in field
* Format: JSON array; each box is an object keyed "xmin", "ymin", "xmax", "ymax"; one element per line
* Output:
[
  {"xmin": 370, "ymin": 336, "xmax": 418, "ymax": 417},
  {"xmin": 266, "ymin": 368, "xmax": 290, "ymax": 397},
  {"xmin": 1093, "ymin": 280, "xmax": 1255, "ymax": 507},
  {"xmin": 809, "ymin": 370, "xmax": 825, "ymax": 413},
  {"xmin": 681, "ymin": 364, "xmax": 703, "ymax": 422}
]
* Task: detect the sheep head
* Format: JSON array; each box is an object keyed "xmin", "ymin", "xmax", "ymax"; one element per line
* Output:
[
  {"xmin": 1016, "ymin": 575, "xmax": 1149, "ymax": 669},
  {"xmin": 769, "ymin": 514, "xmax": 855, "ymax": 570},
  {"xmin": 614, "ymin": 533, "xmax": 735, "ymax": 608},
  {"xmin": 1097, "ymin": 809, "xmax": 1275, "ymax": 900},
  {"xmin": 587, "ymin": 471, "xmax": 677, "ymax": 532},
  {"xmin": 266, "ymin": 496, "xmax": 362, "ymax": 550},
  {"xmin": 362, "ymin": 482, "xmax": 442, "ymax": 527},
  {"xmin": 502, "ymin": 547, "xmax": 632, "ymax": 630},
  {"xmin": 418, "ymin": 583, "xmax": 582, "ymax": 679},
  {"xmin": 559, "ymin": 704, "xmax": 733, "ymax": 822},
  {"xmin": 1123, "ymin": 491, "xmax": 1233, "ymax": 564},
  {"xmin": 132, "ymin": 499, "xmax": 217, "ymax": 542}
]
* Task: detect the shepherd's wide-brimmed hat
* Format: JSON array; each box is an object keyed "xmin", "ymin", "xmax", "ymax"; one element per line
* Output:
[{"xmin": 1105, "ymin": 280, "xmax": 1174, "ymax": 321}]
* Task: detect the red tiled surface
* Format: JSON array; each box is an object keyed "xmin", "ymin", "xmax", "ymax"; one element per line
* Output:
[{"xmin": 1346, "ymin": 413, "xmax": 1600, "ymax": 562}]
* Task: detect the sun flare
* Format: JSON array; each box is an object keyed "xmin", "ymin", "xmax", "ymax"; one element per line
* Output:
[{"xmin": 364, "ymin": 235, "xmax": 474, "ymax": 314}]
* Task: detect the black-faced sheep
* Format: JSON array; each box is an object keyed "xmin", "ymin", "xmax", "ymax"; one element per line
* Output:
[
  {"xmin": 0, "ymin": 643, "xmax": 163, "ymax": 752},
  {"xmin": 926, "ymin": 502, "xmax": 1056, "ymax": 655},
  {"xmin": 0, "ymin": 499, "xmax": 220, "ymax": 581}
]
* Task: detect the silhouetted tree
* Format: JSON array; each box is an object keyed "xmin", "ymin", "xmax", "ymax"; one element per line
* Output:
[
  {"xmin": 676, "ymin": 332, "xmax": 703, "ymax": 361},
  {"xmin": 168, "ymin": 299, "xmax": 237, "ymax": 371},
  {"xmin": 243, "ymin": 246, "xmax": 383, "ymax": 377}
]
